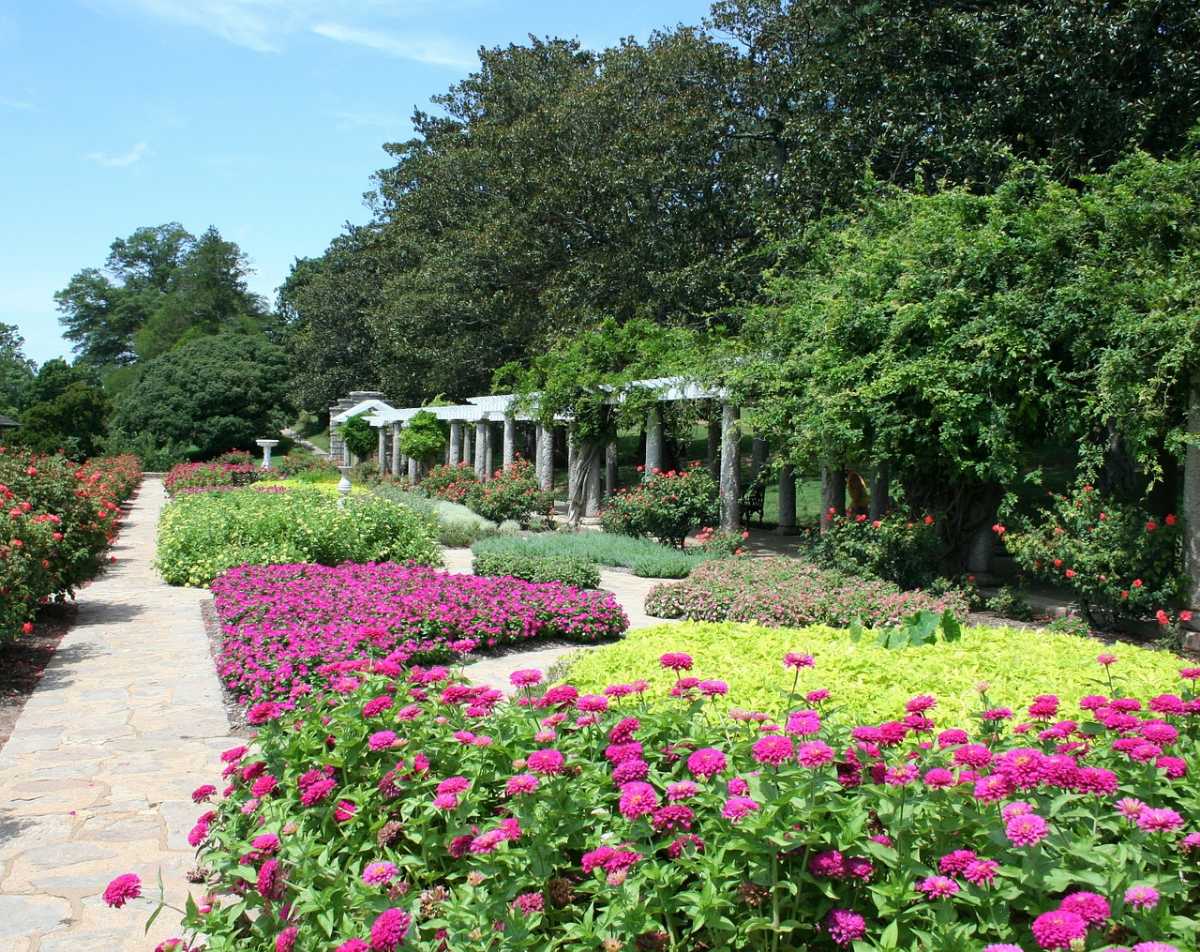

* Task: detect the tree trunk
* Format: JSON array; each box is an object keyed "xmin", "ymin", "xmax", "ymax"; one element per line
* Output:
[
  {"xmin": 1184, "ymin": 372, "xmax": 1200, "ymax": 614},
  {"xmin": 719, "ymin": 402, "xmax": 741, "ymax": 531},
  {"xmin": 776, "ymin": 464, "xmax": 797, "ymax": 534},
  {"xmin": 868, "ymin": 461, "xmax": 891, "ymax": 520},
  {"xmin": 567, "ymin": 436, "xmax": 603, "ymax": 526},
  {"xmin": 751, "ymin": 437, "xmax": 768, "ymax": 480},
  {"xmin": 706, "ymin": 418, "xmax": 721, "ymax": 479},
  {"xmin": 820, "ymin": 463, "xmax": 846, "ymax": 533}
]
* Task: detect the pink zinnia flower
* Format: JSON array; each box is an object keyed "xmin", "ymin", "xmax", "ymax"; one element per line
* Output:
[
  {"xmin": 687, "ymin": 747, "xmax": 727, "ymax": 779},
  {"xmin": 659, "ymin": 652, "xmax": 693, "ymax": 671},
  {"xmin": 784, "ymin": 652, "xmax": 814, "ymax": 670},
  {"xmin": 938, "ymin": 850, "xmax": 977, "ymax": 875},
  {"xmin": 510, "ymin": 668, "xmax": 543, "ymax": 687},
  {"xmin": 512, "ymin": 891, "xmax": 544, "ymax": 914},
  {"xmin": 362, "ymin": 861, "xmax": 397, "ymax": 885},
  {"xmin": 1125, "ymin": 885, "xmax": 1160, "ymax": 910},
  {"xmin": 368, "ymin": 731, "xmax": 397, "ymax": 751},
  {"xmin": 824, "ymin": 908, "xmax": 866, "ymax": 946},
  {"xmin": 796, "ymin": 740, "xmax": 835, "ymax": 768},
  {"xmin": 1137, "ymin": 807, "xmax": 1183, "ymax": 832},
  {"xmin": 505, "ymin": 773, "xmax": 539, "ymax": 796},
  {"xmin": 618, "ymin": 781, "xmax": 658, "ymax": 819},
  {"xmin": 527, "ymin": 748, "xmax": 565, "ymax": 775},
  {"xmin": 1005, "ymin": 813, "xmax": 1049, "ymax": 847},
  {"xmin": 369, "ymin": 908, "xmax": 411, "ymax": 952},
  {"xmin": 191, "ymin": 784, "xmax": 216, "ymax": 803},
  {"xmin": 923, "ymin": 768, "xmax": 955, "ymax": 789},
  {"xmin": 275, "ymin": 926, "xmax": 298, "ymax": 952},
  {"xmin": 1059, "ymin": 891, "xmax": 1111, "ymax": 925},
  {"xmin": 334, "ymin": 800, "xmax": 357, "ymax": 823},
  {"xmin": 721, "ymin": 795, "xmax": 759, "ymax": 823},
  {"xmin": 916, "ymin": 875, "xmax": 959, "ymax": 899},
  {"xmin": 103, "ymin": 872, "xmax": 141, "ymax": 908},
  {"xmin": 809, "ymin": 850, "xmax": 845, "ymax": 878},
  {"xmin": 577, "ymin": 694, "xmax": 609, "ymax": 712},
  {"xmin": 257, "ymin": 859, "xmax": 282, "ymax": 899},
  {"xmin": 751, "ymin": 734, "xmax": 794, "ymax": 766},
  {"xmin": 963, "ymin": 858, "xmax": 999, "ymax": 886},
  {"xmin": 666, "ymin": 780, "xmax": 698, "ymax": 801},
  {"xmin": 785, "ymin": 709, "xmax": 821, "ymax": 736},
  {"xmin": 1030, "ymin": 909, "xmax": 1087, "ymax": 950}
]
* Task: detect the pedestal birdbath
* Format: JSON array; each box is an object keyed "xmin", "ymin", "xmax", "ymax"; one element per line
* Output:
[
  {"xmin": 256, "ymin": 439, "xmax": 280, "ymax": 470},
  {"xmin": 337, "ymin": 465, "xmax": 352, "ymax": 508}
]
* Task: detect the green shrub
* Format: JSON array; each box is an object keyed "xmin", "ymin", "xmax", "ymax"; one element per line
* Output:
[
  {"xmin": 567, "ymin": 619, "xmax": 1186, "ymax": 725},
  {"xmin": 985, "ymin": 585, "xmax": 1035, "ymax": 621},
  {"xmin": 396, "ymin": 409, "xmax": 446, "ymax": 464},
  {"xmin": 471, "ymin": 531, "xmax": 717, "ymax": 578},
  {"xmin": 796, "ymin": 510, "xmax": 942, "ymax": 588},
  {"xmin": 462, "ymin": 459, "xmax": 552, "ymax": 526},
  {"xmin": 600, "ymin": 463, "xmax": 718, "ymax": 547},
  {"xmin": 419, "ymin": 462, "xmax": 478, "ymax": 502},
  {"xmin": 472, "ymin": 550, "xmax": 601, "ymax": 588},
  {"xmin": 1002, "ymin": 485, "xmax": 1184, "ymax": 623},
  {"xmin": 374, "ymin": 484, "xmax": 497, "ymax": 547},
  {"xmin": 337, "ymin": 412, "xmax": 377, "ymax": 460},
  {"xmin": 645, "ymin": 556, "xmax": 968, "ymax": 627},
  {"xmin": 156, "ymin": 488, "xmax": 441, "ymax": 586}
]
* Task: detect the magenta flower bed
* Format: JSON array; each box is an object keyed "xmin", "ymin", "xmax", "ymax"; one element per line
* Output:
[{"xmin": 210, "ymin": 563, "xmax": 628, "ymax": 703}]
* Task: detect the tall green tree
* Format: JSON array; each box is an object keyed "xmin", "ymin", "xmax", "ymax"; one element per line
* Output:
[{"xmin": 0, "ymin": 323, "xmax": 35, "ymax": 417}]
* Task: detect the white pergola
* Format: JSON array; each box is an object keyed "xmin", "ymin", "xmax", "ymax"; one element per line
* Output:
[{"xmin": 329, "ymin": 375, "xmax": 793, "ymax": 531}]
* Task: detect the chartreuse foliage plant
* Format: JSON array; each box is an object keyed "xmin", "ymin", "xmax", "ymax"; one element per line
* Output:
[
  {"xmin": 124, "ymin": 634, "xmax": 1198, "ymax": 951},
  {"xmin": 155, "ymin": 488, "xmax": 440, "ymax": 586},
  {"xmin": 567, "ymin": 621, "xmax": 1187, "ymax": 727}
]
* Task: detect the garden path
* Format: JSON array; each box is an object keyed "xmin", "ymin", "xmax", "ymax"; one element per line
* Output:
[
  {"xmin": 440, "ymin": 547, "xmax": 676, "ymax": 693},
  {"xmin": 0, "ymin": 477, "xmax": 238, "ymax": 952}
]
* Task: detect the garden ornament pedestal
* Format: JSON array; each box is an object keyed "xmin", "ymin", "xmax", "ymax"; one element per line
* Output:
[
  {"xmin": 337, "ymin": 465, "xmax": 352, "ymax": 508},
  {"xmin": 256, "ymin": 438, "xmax": 280, "ymax": 469}
]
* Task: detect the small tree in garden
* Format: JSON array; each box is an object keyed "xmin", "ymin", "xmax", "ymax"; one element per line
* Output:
[
  {"xmin": 397, "ymin": 410, "xmax": 446, "ymax": 468},
  {"xmin": 338, "ymin": 412, "xmax": 377, "ymax": 461}
]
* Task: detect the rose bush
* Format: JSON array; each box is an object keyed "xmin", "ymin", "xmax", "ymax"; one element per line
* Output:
[
  {"xmin": 419, "ymin": 463, "xmax": 479, "ymax": 504},
  {"xmin": 601, "ymin": 464, "xmax": 719, "ymax": 548},
  {"xmin": 137, "ymin": 648, "xmax": 1198, "ymax": 951},
  {"xmin": 1001, "ymin": 487, "xmax": 1185, "ymax": 625},
  {"xmin": 463, "ymin": 459, "xmax": 553, "ymax": 527},
  {"xmin": 798, "ymin": 511, "xmax": 943, "ymax": 590},
  {"xmin": 155, "ymin": 488, "xmax": 441, "ymax": 587},
  {"xmin": 210, "ymin": 562, "xmax": 628, "ymax": 704},
  {"xmin": 0, "ymin": 447, "xmax": 140, "ymax": 643},
  {"xmin": 645, "ymin": 557, "xmax": 968, "ymax": 628},
  {"xmin": 164, "ymin": 460, "xmax": 264, "ymax": 495}
]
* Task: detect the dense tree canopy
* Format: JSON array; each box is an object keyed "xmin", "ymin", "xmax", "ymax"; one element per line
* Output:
[{"xmin": 0, "ymin": 323, "xmax": 35, "ymax": 418}]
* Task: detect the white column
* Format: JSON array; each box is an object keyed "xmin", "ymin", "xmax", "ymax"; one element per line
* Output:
[
  {"xmin": 462, "ymin": 425, "xmax": 472, "ymax": 467},
  {"xmin": 776, "ymin": 463, "xmax": 797, "ymax": 534},
  {"xmin": 567, "ymin": 431, "xmax": 578, "ymax": 502},
  {"xmin": 474, "ymin": 420, "xmax": 488, "ymax": 480},
  {"xmin": 585, "ymin": 448, "xmax": 602, "ymax": 517},
  {"xmin": 645, "ymin": 406, "xmax": 664, "ymax": 474},
  {"xmin": 448, "ymin": 421, "xmax": 463, "ymax": 466},
  {"xmin": 536, "ymin": 423, "xmax": 554, "ymax": 492},
  {"xmin": 719, "ymin": 402, "xmax": 741, "ymax": 531},
  {"xmin": 390, "ymin": 423, "xmax": 402, "ymax": 477},
  {"xmin": 605, "ymin": 440, "xmax": 618, "ymax": 498},
  {"xmin": 408, "ymin": 456, "xmax": 419, "ymax": 483},
  {"xmin": 377, "ymin": 426, "xmax": 387, "ymax": 470},
  {"xmin": 502, "ymin": 414, "xmax": 516, "ymax": 470}
]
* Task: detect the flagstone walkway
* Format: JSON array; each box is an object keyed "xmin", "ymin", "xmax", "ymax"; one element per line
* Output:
[{"xmin": 0, "ymin": 478, "xmax": 237, "ymax": 952}]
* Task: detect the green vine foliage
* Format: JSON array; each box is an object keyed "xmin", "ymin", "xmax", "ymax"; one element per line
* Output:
[
  {"xmin": 398, "ymin": 410, "xmax": 447, "ymax": 463},
  {"xmin": 338, "ymin": 413, "xmax": 377, "ymax": 460},
  {"xmin": 726, "ymin": 145, "xmax": 1200, "ymax": 553},
  {"xmin": 495, "ymin": 317, "xmax": 706, "ymax": 444}
]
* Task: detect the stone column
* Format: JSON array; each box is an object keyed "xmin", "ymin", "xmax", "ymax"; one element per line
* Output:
[
  {"xmin": 585, "ymin": 451, "xmax": 603, "ymax": 517},
  {"xmin": 502, "ymin": 414, "xmax": 516, "ymax": 470},
  {"xmin": 536, "ymin": 423, "xmax": 554, "ymax": 492},
  {"xmin": 566, "ymin": 431, "xmax": 578, "ymax": 502},
  {"xmin": 462, "ymin": 425, "xmax": 472, "ymax": 467},
  {"xmin": 390, "ymin": 423, "xmax": 402, "ymax": 477},
  {"xmin": 751, "ymin": 437, "xmax": 768, "ymax": 480},
  {"xmin": 474, "ymin": 420, "xmax": 488, "ymax": 480},
  {"xmin": 645, "ymin": 406, "xmax": 664, "ymax": 474},
  {"xmin": 408, "ymin": 456, "xmax": 419, "ymax": 483},
  {"xmin": 483, "ymin": 422, "xmax": 494, "ymax": 478},
  {"xmin": 706, "ymin": 418, "xmax": 721, "ymax": 479},
  {"xmin": 820, "ymin": 463, "xmax": 846, "ymax": 533},
  {"xmin": 605, "ymin": 440, "xmax": 619, "ymax": 497},
  {"xmin": 966, "ymin": 523, "xmax": 994, "ymax": 576},
  {"xmin": 377, "ymin": 426, "xmax": 387, "ymax": 471},
  {"xmin": 1184, "ymin": 373, "xmax": 1200, "ymax": 615},
  {"xmin": 448, "ymin": 421, "xmax": 462, "ymax": 466},
  {"xmin": 719, "ymin": 402, "xmax": 741, "ymax": 531},
  {"xmin": 776, "ymin": 464, "xmax": 797, "ymax": 534}
]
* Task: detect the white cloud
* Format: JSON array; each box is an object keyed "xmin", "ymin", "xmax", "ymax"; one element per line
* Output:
[
  {"xmin": 85, "ymin": 141, "xmax": 149, "ymax": 168},
  {"xmin": 111, "ymin": 0, "xmax": 301, "ymax": 52},
  {"xmin": 312, "ymin": 22, "xmax": 476, "ymax": 69},
  {"xmin": 0, "ymin": 96, "xmax": 34, "ymax": 111}
]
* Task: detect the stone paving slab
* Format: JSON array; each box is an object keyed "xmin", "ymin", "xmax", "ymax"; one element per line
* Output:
[{"xmin": 0, "ymin": 478, "xmax": 238, "ymax": 951}]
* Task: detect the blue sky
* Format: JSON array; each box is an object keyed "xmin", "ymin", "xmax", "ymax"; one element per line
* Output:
[{"xmin": 1, "ymin": 0, "xmax": 712, "ymax": 365}]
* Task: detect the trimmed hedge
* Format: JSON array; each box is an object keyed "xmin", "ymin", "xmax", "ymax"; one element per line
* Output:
[
  {"xmin": 155, "ymin": 488, "xmax": 441, "ymax": 587},
  {"xmin": 567, "ymin": 620, "xmax": 1189, "ymax": 726},
  {"xmin": 471, "ymin": 532, "xmax": 715, "ymax": 578},
  {"xmin": 472, "ymin": 550, "xmax": 601, "ymax": 589},
  {"xmin": 645, "ymin": 556, "xmax": 968, "ymax": 627}
]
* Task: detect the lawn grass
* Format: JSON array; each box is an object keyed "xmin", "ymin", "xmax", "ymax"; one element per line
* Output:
[{"xmin": 471, "ymin": 532, "xmax": 718, "ymax": 578}]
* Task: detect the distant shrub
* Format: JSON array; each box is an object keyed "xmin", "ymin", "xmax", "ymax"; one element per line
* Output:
[
  {"xmin": 420, "ymin": 462, "xmax": 478, "ymax": 503},
  {"xmin": 645, "ymin": 556, "xmax": 968, "ymax": 628},
  {"xmin": 164, "ymin": 460, "xmax": 262, "ymax": 495},
  {"xmin": 600, "ymin": 464, "xmax": 718, "ymax": 547},
  {"xmin": 473, "ymin": 550, "xmax": 601, "ymax": 588},
  {"xmin": 471, "ymin": 532, "xmax": 720, "ymax": 578},
  {"xmin": 155, "ymin": 488, "xmax": 441, "ymax": 587},
  {"xmin": 374, "ymin": 484, "xmax": 497, "ymax": 547},
  {"xmin": 797, "ymin": 511, "xmax": 943, "ymax": 589},
  {"xmin": 462, "ymin": 459, "xmax": 553, "ymax": 526}
]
